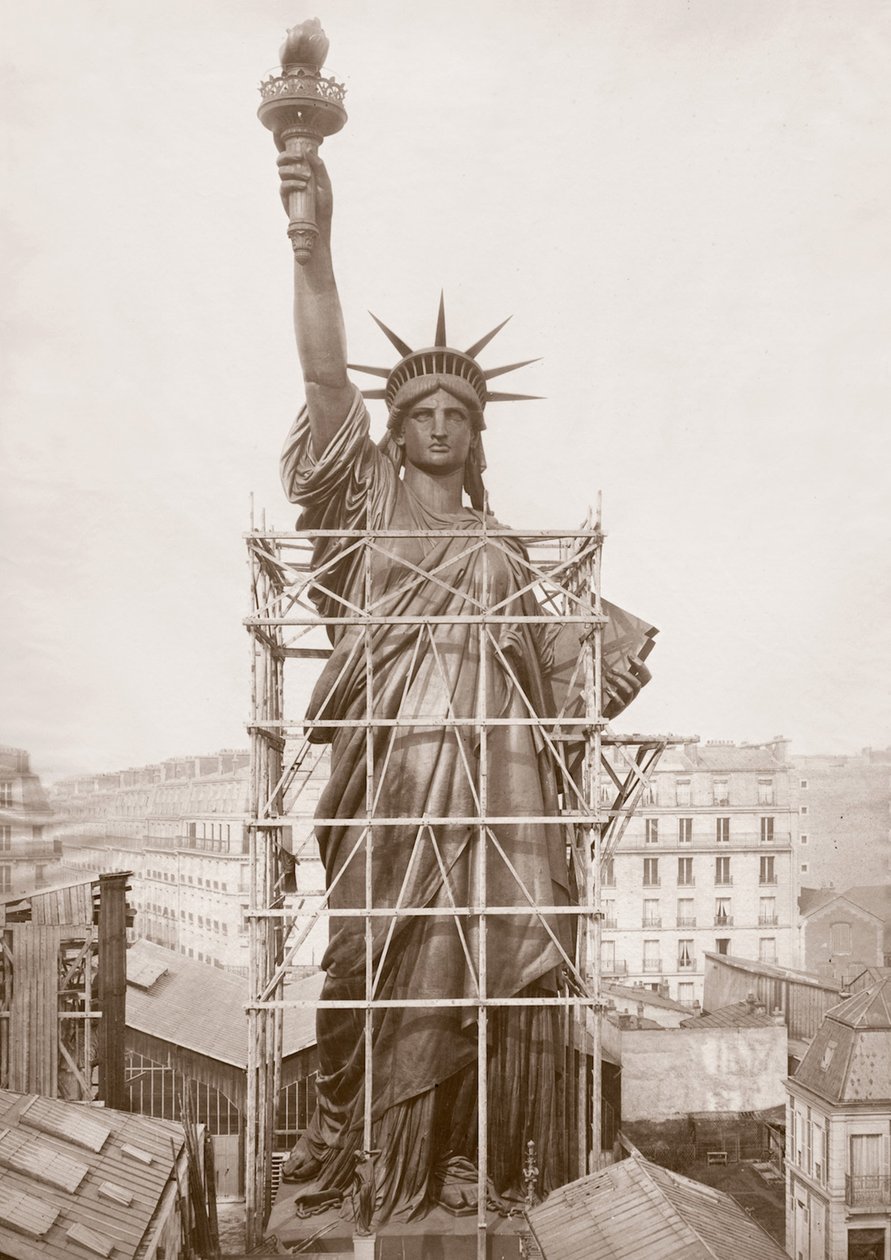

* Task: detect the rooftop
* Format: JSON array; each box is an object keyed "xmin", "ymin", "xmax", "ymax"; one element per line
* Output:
[
  {"xmin": 704, "ymin": 951, "xmax": 841, "ymax": 992},
  {"xmin": 0, "ymin": 1089, "xmax": 183, "ymax": 1260},
  {"xmin": 527, "ymin": 1152, "xmax": 788, "ymax": 1260},
  {"xmin": 793, "ymin": 977, "xmax": 891, "ymax": 1105},
  {"xmin": 681, "ymin": 1000, "xmax": 776, "ymax": 1030},
  {"xmin": 126, "ymin": 939, "xmax": 322, "ymax": 1066},
  {"xmin": 799, "ymin": 884, "xmax": 891, "ymax": 923}
]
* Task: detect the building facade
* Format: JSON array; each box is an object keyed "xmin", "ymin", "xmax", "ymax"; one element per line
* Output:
[
  {"xmin": 792, "ymin": 749, "xmax": 891, "ymax": 891},
  {"xmin": 52, "ymin": 749, "xmax": 329, "ymax": 974},
  {"xmin": 800, "ymin": 887, "xmax": 891, "ymax": 988},
  {"xmin": 0, "ymin": 745, "xmax": 63, "ymax": 894},
  {"xmin": 601, "ymin": 738, "xmax": 798, "ymax": 1005},
  {"xmin": 785, "ymin": 979, "xmax": 891, "ymax": 1260}
]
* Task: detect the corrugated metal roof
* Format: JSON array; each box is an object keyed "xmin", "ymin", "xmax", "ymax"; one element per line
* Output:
[
  {"xmin": 528, "ymin": 1154, "xmax": 788, "ymax": 1260},
  {"xmin": 0, "ymin": 1089, "xmax": 183, "ymax": 1260},
  {"xmin": 126, "ymin": 939, "xmax": 322, "ymax": 1067},
  {"xmin": 680, "ymin": 1001, "xmax": 775, "ymax": 1029}
]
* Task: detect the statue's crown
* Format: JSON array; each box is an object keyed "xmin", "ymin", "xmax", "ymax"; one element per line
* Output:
[{"xmin": 349, "ymin": 295, "xmax": 540, "ymax": 417}]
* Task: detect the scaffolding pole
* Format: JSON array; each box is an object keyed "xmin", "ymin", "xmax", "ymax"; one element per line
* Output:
[{"xmin": 243, "ymin": 515, "xmax": 684, "ymax": 1252}]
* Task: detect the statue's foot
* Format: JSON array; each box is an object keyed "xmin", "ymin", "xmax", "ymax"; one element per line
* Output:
[
  {"xmin": 433, "ymin": 1155, "xmax": 479, "ymax": 1216},
  {"xmin": 281, "ymin": 1147, "xmax": 323, "ymax": 1182}
]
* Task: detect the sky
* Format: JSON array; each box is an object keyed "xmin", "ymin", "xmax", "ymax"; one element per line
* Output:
[{"xmin": 1, "ymin": 0, "xmax": 889, "ymax": 783}]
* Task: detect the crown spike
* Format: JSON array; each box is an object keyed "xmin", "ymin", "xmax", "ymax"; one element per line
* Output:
[
  {"xmin": 347, "ymin": 363, "xmax": 391, "ymax": 378},
  {"xmin": 369, "ymin": 312, "xmax": 413, "ymax": 358},
  {"xmin": 482, "ymin": 358, "xmax": 541, "ymax": 381},
  {"xmin": 434, "ymin": 292, "xmax": 448, "ymax": 347},
  {"xmin": 465, "ymin": 316, "xmax": 512, "ymax": 359},
  {"xmin": 485, "ymin": 390, "xmax": 544, "ymax": 403}
]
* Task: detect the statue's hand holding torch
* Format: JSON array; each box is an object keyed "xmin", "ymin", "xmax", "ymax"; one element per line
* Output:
[{"xmin": 258, "ymin": 18, "xmax": 346, "ymax": 263}]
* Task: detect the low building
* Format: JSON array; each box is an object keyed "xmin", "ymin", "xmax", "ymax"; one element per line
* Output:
[
  {"xmin": 0, "ymin": 1087, "xmax": 204, "ymax": 1260},
  {"xmin": 0, "ymin": 745, "xmax": 63, "ymax": 894},
  {"xmin": 703, "ymin": 950, "xmax": 842, "ymax": 1046},
  {"xmin": 527, "ymin": 1151, "xmax": 789, "ymax": 1260},
  {"xmin": 800, "ymin": 885, "xmax": 891, "ymax": 987},
  {"xmin": 124, "ymin": 939, "xmax": 322, "ymax": 1198},
  {"xmin": 601, "ymin": 738, "xmax": 798, "ymax": 1006},
  {"xmin": 785, "ymin": 977, "xmax": 891, "ymax": 1260}
]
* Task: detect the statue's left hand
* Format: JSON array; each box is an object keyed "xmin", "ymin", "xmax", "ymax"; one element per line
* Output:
[{"xmin": 603, "ymin": 654, "xmax": 651, "ymax": 718}]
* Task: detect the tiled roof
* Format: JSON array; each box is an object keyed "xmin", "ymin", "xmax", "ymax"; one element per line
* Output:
[
  {"xmin": 0, "ymin": 1089, "xmax": 183, "ymax": 1260},
  {"xmin": 793, "ymin": 978, "xmax": 891, "ymax": 1104},
  {"xmin": 126, "ymin": 939, "xmax": 322, "ymax": 1066},
  {"xmin": 528, "ymin": 1154, "xmax": 788, "ymax": 1260},
  {"xmin": 680, "ymin": 1001, "xmax": 775, "ymax": 1029},
  {"xmin": 800, "ymin": 885, "xmax": 890, "ymax": 923}
]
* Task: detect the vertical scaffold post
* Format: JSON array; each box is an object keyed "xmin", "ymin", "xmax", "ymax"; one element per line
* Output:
[{"xmin": 476, "ymin": 513, "xmax": 489, "ymax": 1260}]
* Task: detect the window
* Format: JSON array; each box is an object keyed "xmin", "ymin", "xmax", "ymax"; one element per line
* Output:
[
  {"xmin": 601, "ymin": 857, "xmax": 615, "ymax": 887},
  {"xmin": 757, "ymin": 778, "xmax": 774, "ymax": 805},
  {"xmin": 643, "ymin": 940, "xmax": 661, "ymax": 972},
  {"xmin": 799, "ymin": 779, "xmax": 808, "ymax": 789},
  {"xmin": 678, "ymin": 982, "xmax": 695, "ymax": 1005},
  {"xmin": 675, "ymin": 779, "xmax": 691, "ymax": 807},
  {"xmin": 677, "ymin": 939, "xmax": 694, "ymax": 970},
  {"xmin": 801, "ymin": 863, "xmax": 809, "ymax": 873},
  {"xmin": 645, "ymin": 818, "xmax": 659, "ymax": 844},
  {"xmin": 716, "ymin": 817, "xmax": 730, "ymax": 843},
  {"xmin": 830, "ymin": 921, "xmax": 852, "ymax": 954},
  {"xmin": 0, "ymin": 826, "xmax": 11, "ymax": 852},
  {"xmin": 714, "ymin": 896, "xmax": 732, "ymax": 926},
  {"xmin": 677, "ymin": 898, "xmax": 695, "ymax": 927},
  {"xmin": 0, "ymin": 866, "xmax": 10, "ymax": 893},
  {"xmin": 760, "ymin": 816, "xmax": 774, "ymax": 844},
  {"xmin": 759, "ymin": 855, "xmax": 776, "ymax": 885},
  {"xmin": 602, "ymin": 900, "xmax": 616, "ymax": 928},
  {"xmin": 642, "ymin": 898, "xmax": 660, "ymax": 927},
  {"xmin": 678, "ymin": 856, "xmax": 694, "ymax": 886},
  {"xmin": 801, "ymin": 834, "xmax": 808, "ymax": 845},
  {"xmin": 715, "ymin": 937, "xmax": 729, "ymax": 955},
  {"xmin": 758, "ymin": 937, "xmax": 777, "ymax": 963},
  {"xmin": 0, "ymin": 783, "xmax": 12, "ymax": 808},
  {"xmin": 759, "ymin": 896, "xmax": 777, "ymax": 926},
  {"xmin": 678, "ymin": 817, "xmax": 692, "ymax": 844},
  {"xmin": 800, "ymin": 804, "xmax": 808, "ymax": 815},
  {"xmin": 715, "ymin": 855, "xmax": 731, "ymax": 885},
  {"xmin": 642, "ymin": 782, "xmax": 657, "ymax": 806},
  {"xmin": 600, "ymin": 940, "xmax": 615, "ymax": 971},
  {"xmin": 643, "ymin": 858, "xmax": 659, "ymax": 887},
  {"xmin": 712, "ymin": 779, "xmax": 729, "ymax": 806}
]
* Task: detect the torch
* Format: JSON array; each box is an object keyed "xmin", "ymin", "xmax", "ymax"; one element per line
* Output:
[{"xmin": 258, "ymin": 18, "xmax": 347, "ymax": 263}]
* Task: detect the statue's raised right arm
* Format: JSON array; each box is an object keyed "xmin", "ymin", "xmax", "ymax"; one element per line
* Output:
[{"xmin": 278, "ymin": 145, "xmax": 354, "ymax": 456}]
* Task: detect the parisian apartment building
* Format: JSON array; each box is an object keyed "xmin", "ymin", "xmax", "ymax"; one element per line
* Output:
[
  {"xmin": 51, "ymin": 748, "xmax": 328, "ymax": 975},
  {"xmin": 0, "ymin": 745, "xmax": 63, "ymax": 895},
  {"xmin": 600, "ymin": 738, "xmax": 799, "ymax": 1006}
]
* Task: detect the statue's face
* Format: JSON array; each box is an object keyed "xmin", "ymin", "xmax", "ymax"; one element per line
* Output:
[{"xmin": 395, "ymin": 388, "xmax": 477, "ymax": 476}]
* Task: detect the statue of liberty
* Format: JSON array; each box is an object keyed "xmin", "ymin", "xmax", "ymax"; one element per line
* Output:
[{"xmin": 271, "ymin": 89, "xmax": 651, "ymax": 1227}]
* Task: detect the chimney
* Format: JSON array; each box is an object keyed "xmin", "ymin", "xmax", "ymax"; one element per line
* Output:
[{"xmin": 745, "ymin": 991, "xmax": 757, "ymax": 1013}]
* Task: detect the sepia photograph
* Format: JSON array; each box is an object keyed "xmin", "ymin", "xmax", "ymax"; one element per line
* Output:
[{"xmin": 1, "ymin": 3, "xmax": 889, "ymax": 1257}]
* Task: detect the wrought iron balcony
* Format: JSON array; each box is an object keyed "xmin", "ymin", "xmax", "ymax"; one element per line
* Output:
[
  {"xmin": 603, "ymin": 917, "xmax": 618, "ymax": 929},
  {"xmin": 714, "ymin": 915, "xmax": 734, "ymax": 927},
  {"xmin": 846, "ymin": 1175, "xmax": 891, "ymax": 1207},
  {"xmin": 642, "ymin": 960, "xmax": 663, "ymax": 973},
  {"xmin": 758, "ymin": 914, "xmax": 779, "ymax": 926},
  {"xmin": 677, "ymin": 958, "xmax": 696, "ymax": 970},
  {"xmin": 602, "ymin": 959, "xmax": 627, "ymax": 976},
  {"xmin": 642, "ymin": 917, "xmax": 662, "ymax": 928},
  {"xmin": 676, "ymin": 916, "xmax": 697, "ymax": 927}
]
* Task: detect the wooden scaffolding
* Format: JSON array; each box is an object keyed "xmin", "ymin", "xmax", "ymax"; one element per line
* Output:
[{"xmin": 243, "ymin": 510, "xmax": 682, "ymax": 1252}]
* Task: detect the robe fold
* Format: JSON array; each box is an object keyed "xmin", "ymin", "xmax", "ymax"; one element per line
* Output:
[{"xmin": 279, "ymin": 391, "xmax": 573, "ymax": 1220}]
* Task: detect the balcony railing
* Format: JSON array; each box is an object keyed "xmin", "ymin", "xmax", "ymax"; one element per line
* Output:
[
  {"xmin": 759, "ymin": 877, "xmax": 778, "ymax": 886},
  {"xmin": 676, "ymin": 916, "xmax": 696, "ymax": 928},
  {"xmin": 603, "ymin": 917, "xmax": 618, "ymax": 930},
  {"xmin": 642, "ymin": 917, "xmax": 662, "ymax": 928},
  {"xmin": 714, "ymin": 915, "xmax": 734, "ymax": 927},
  {"xmin": 677, "ymin": 958, "xmax": 696, "ymax": 971},
  {"xmin": 846, "ymin": 1175, "xmax": 891, "ymax": 1207},
  {"xmin": 715, "ymin": 878, "xmax": 733, "ymax": 887},
  {"xmin": 758, "ymin": 914, "xmax": 779, "ymax": 926},
  {"xmin": 642, "ymin": 960, "xmax": 663, "ymax": 973},
  {"xmin": 602, "ymin": 960, "xmax": 627, "ymax": 976}
]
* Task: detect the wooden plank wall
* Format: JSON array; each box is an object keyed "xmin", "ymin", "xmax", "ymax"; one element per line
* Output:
[
  {"xmin": 8, "ymin": 923, "xmax": 61, "ymax": 1096},
  {"xmin": 97, "ymin": 874, "xmax": 128, "ymax": 1110},
  {"xmin": 31, "ymin": 884, "xmax": 94, "ymax": 927}
]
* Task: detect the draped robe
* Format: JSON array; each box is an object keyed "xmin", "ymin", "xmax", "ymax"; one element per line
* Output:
[{"xmin": 280, "ymin": 390, "xmax": 575, "ymax": 1220}]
